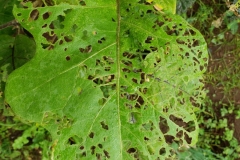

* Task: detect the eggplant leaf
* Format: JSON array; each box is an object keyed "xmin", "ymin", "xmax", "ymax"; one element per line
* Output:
[{"xmin": 5, "ymin": 0, "xmax": 208, "ymax": 159}]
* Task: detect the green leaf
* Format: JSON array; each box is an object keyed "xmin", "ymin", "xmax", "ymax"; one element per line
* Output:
[
  {"xmin": 6, "ymin": 1, "xmax": 208, "ymax": 159},
  {"xmin": 227, "ymin": 20, "xmax": 239, "ymax": 35},
  {"xmin": 0, "ymin": 35, "xmax": 14, "ymax": 108},
  {"xmin": 0, "ymin": 0, "xmax": 18, "ymax": 35},
  {"xmin": 0, "ymin": 34, "xmax": 35, "ymax": 108},
  {"xmin": 13, "ymin": 34, "xmax": 36, "ymax": 68}
]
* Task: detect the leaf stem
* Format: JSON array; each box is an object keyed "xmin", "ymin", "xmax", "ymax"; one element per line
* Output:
[{"xmin": 0, "ymin": 20, "xmax": 19, "ymax": 30}]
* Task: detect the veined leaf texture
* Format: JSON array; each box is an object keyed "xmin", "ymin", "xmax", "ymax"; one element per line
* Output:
[{"xmin": 5, "ymin": 0, "xmax": 208, "ymax": 159}]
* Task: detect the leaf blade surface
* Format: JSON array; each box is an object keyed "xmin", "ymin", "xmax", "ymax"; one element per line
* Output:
[{"xmin": 6, "ymin": 1, "xmax": 208, "ymax": 159}]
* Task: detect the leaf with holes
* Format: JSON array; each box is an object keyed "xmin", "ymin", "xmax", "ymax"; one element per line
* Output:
[{"xmin": 5, "ymin": 0, "xmax": 208, "ymax": 159}]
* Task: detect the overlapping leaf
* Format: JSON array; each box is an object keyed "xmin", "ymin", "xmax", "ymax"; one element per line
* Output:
[{"xmin": 5, "ymin": 0, "xmax": 208, "ymax": 159}]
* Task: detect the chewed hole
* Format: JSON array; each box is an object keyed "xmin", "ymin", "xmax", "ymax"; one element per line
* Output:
[
  {"xmin": 184, "ymin": 132, "xmax": 192, "ymax": 143},
  {"xmin": 64, "ymin": 35, "xmax": 73, "ymax": 42},
  {"xmin": 42, "ymin": 24, "xmax": 47, "ymax": 28},
  {"xmin": 67, "ymin": 135, "xmax": 82, "ymax": 145},
  {"xmin": 29, "ymin": 9, "xmax": 39, "ymax": 21},
  {"xmin": 127, "ymin": 148, "xmax": 136, "ymax": 153},
  {"xmin": 42, "ymin": 32, "xmax": 58, "ymax": 44},
  {"xmin": 42, "ymin": 12, "xmax": 50, "ymax": 20},
  {"xmin": 80, "ymin": 146, "xmax": 84, "ymax": 150},
  {"xmin": 100, "ymin": 121, "xmax": 109, "ymax": 130},
  {"xmin": 79, "ymin": 0, "xmax": 86, "ymax": 6},
  {"xmin": 98, "ymin": 37, "xmax": 106, "ymax": 44},
  {"xmin": 98, "ymin": 144, "xmax": 103, "ymax": 148},
  {"xmin": 66, "ymin": 56, "xmax": 70, "ymax": 61},
  {"xmin": 79, "ymin": 45, "xmax": 92, "ymax": 53},
  {"xmin": 89, "ymin": 132, "xmax": 94, "ymax": 138},
  {"xmin": 103, "ymin": 150, "xmax": 110, "ymax": 158},
  {"xmin": 145, "ymin": 36, "xmax": 153, "ymax": 43},
  {"xmin": 159, "ymin": 148, "xmax": 166, "ymax": 155},
  {"xmin": 144, "ymin": 137, "xmax": 149, "ymax": 141},
  {"xmin": 90, "ymin": 146, "xmax": 96, "ymax": 155},
  {"xmin": 59, "ymin": 40, "xmax": 63, "ymax": 45}
]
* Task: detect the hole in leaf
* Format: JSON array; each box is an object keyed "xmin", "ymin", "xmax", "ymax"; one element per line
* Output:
[
  {"xmin": 184, "ymin": 132, "xmax": 192, "ymax": 143},
  {"xmin": 144, "ymin": 137, "xmax": 149, "ymax": 141},
  {"xmin": 159, "ymin": 117, "xmax": 169, "ymax": 134},
  {"xmin": 127, "ymin": 148, "xmax": 136, "ymax": 153},
  {"xmin": 98, "ymin": 37, "xmax": 106, "ymax": 44},
  {"xmin": 154, "ymin": 20, "xmax": 164, "ymax": 27},
  {"xmin": 103, "ymin": 150, "xmax": 110, "ymax": 158},
  {"xmin": 132, "ymin": 78, "xmax": 138, "ymax": 84},
  {"xmin": 164, "ymin": 135, "xmax": 175, "ymax": 143},
  {"xmin": 126, "ymin": 93, "xmax": 138, "ymax": 101},
  {"xmin": 169, "ymin": 115, "xmax": 185, "ymax": 127},
  {"xmin": 80, "ymin": 146, "xmax": 84, "ymax": 150},
  {"xmin": 67, "ymin": 135, "xmax": 82, "ymax": 145},
  {"xmin": 42, "ymin": 12, "xmax": 50, "ymax": 20},
  {"xmin": 79, "ymin": 0, "xmax": 86, "ymax": 6},
  {"xmin": 41, "ymin": 43, "xmax": 53, "ymax": 50},
  {"xmin": 163, "ymin": 25, "xmax": 178, "ymax": 36},
  {"xmin": 90, "ymin": 146, "xmax": 96, "ymax": 155},
  {"xmin": 29, "ymin": 9, "xmax": 39, "ymax": 21},
  {"xmin": 100, "ymin": 121, "xmax": 109, "ymax": 130},
  {"xmin": 79, "ymin": 45, "xmax": 92, "ymax": 53},
  {"xmin": 59, "ymin": 40, "xmax": 63, "ymax": 45},
  {"xmin": 146, "ymin": 9, "xmax": 153, "ymax": 14},
  {"xmin": 150, "ymin": 46, "xmax": 158, "ymax": 52},
  {"xmin": 176, "ymin": 38, "xmax": 185, "ymax": 45},
  {"xmin": 66, "ymin": 56, "xmax": 70, "ymax": 61},
  {"xmin": 42, "ymin": 32, "xmax": 58, "ymax": 44},
  {"xmin": 121, "ymin": 60, "xmax": 132, "ymax": 66},
  {"xmin": 112, "ymin": 18, "xmax": 115, "ymax": 22},
  {"xmin": 42, "ymin": 24, "xmax": 47, "ymax": 28},
  {"xmin": 17, "ymin": 13, "xmax": 21, "ymax": 16},
  {"xmin": 89, "ymin": 132, "xmax": 94, "ymax": 138},
  {"xmin": 81, "ymin": 152, "xmax": 86, "ymax": 157},
  {"xmin": 64, "ymin": 35, "xmax": 73, "ymax": 42},
  {"xmin": 185, "ymin": 29, "xmax": 196, "ymax": 36},
  {"xmin": 140, "ymin": 87, "xmax": 148, "ymax": 94},
  {"xmin": 135, "ymin": 96, "xmax": 144, "ymax": 108},
  {"xmin": 176, "ymin": 130, "xmax": 183, "ymax": 138},
  {"xmin": 122, "ymin": 68, "xmax": 130, "ymax": 73},
  {"xmin": 159, "ymin": 148, "xmax": 166, "ymax": 155},
  {"xmin": 96, "ymin": 153, "xmax": 101, "ymax": 159},
  {"xmin": 145, "ymin": 36, "xmax": 153, "ymax": 43},
  {"xmin": 98, "ymin": 144, "xmax": 103, "ymax": 148}
]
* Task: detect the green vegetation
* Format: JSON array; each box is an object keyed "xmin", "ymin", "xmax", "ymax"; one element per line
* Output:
[{"xmin": 0, "ymin": 0, "xmax": 239, "ymax": 159}]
